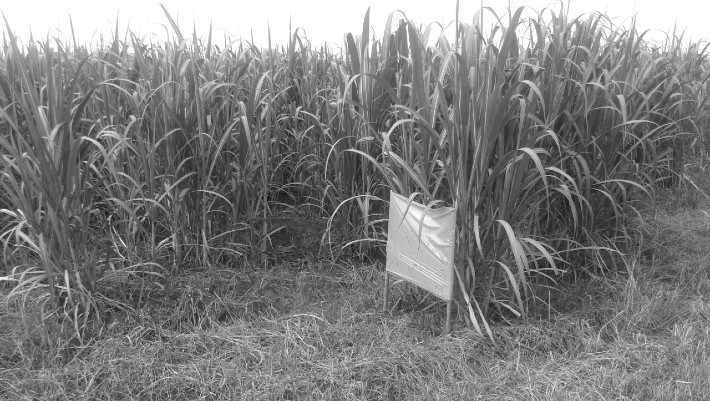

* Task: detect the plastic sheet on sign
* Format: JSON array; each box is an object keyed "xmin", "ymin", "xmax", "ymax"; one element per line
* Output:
[{"xmin": 386, "ymin": 192, "xmax": 456, "ymax": 301}]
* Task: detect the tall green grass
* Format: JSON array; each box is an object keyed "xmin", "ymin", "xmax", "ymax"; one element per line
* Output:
[{"xmin": 0, "ymin": 4, "xmax": 708, "ymax": 339}]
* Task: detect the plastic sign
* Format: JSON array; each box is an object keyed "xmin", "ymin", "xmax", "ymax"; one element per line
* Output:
[{"xmin": 386, "ymin": 192, "xmax": 456, "ymax": 301}]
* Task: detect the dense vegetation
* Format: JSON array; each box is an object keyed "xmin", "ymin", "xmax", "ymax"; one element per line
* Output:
[{"xmin": 1, "ymin": 3, "xmax": 709, "ymax": 344}]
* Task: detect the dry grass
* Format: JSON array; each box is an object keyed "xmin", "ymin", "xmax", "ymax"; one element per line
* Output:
[{"xmin": 2, "ymin": 161, "xmax": 710, "ymax": 400}]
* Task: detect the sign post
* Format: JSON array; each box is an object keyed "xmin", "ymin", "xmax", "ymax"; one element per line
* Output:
[{"xmin": 384, "ymin": 192, "xmax": 457, "ymax": 334}]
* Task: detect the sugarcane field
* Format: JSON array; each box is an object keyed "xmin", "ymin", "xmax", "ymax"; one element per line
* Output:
[{"xmin": 1, "ymin": 1, "xmax": 710, "ymax": 399}]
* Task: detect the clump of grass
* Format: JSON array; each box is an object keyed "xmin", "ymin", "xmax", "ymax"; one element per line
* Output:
[
  {"xmin": 3, "ymin": 178, "xmax": 710, "ymax": 400},
  {"xmin": 0, "ymin": 0, "xmax": 709, "ymax": 356}
]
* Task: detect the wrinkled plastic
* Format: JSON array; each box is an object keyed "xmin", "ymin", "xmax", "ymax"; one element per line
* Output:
[{"xmin": 386, "ymin": 192, "xmax": 456, "ymax": 301}]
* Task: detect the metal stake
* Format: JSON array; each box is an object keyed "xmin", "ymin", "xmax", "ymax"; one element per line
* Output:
[
  {"xmin": 383, "ymin": 271, "xmax": 390, "ymax": 312},
  {"xmin": 444, "ymin": 299, "xmax": 452, "ymax": 334}
]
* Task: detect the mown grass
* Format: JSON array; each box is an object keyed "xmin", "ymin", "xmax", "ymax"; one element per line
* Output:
[{"xmin": 2, "ymin": 161, "xmax": 710, "ymax": 400}]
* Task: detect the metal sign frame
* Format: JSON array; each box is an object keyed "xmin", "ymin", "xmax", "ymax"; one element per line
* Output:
[{"xmin": 383, "ymin": 192, "xmax": 456, "ymax": 333}]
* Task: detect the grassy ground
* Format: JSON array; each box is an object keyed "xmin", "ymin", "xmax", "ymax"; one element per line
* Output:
[{"xmin": 2, "ymin": 166, "xmax": 710, "ymax": 400}]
